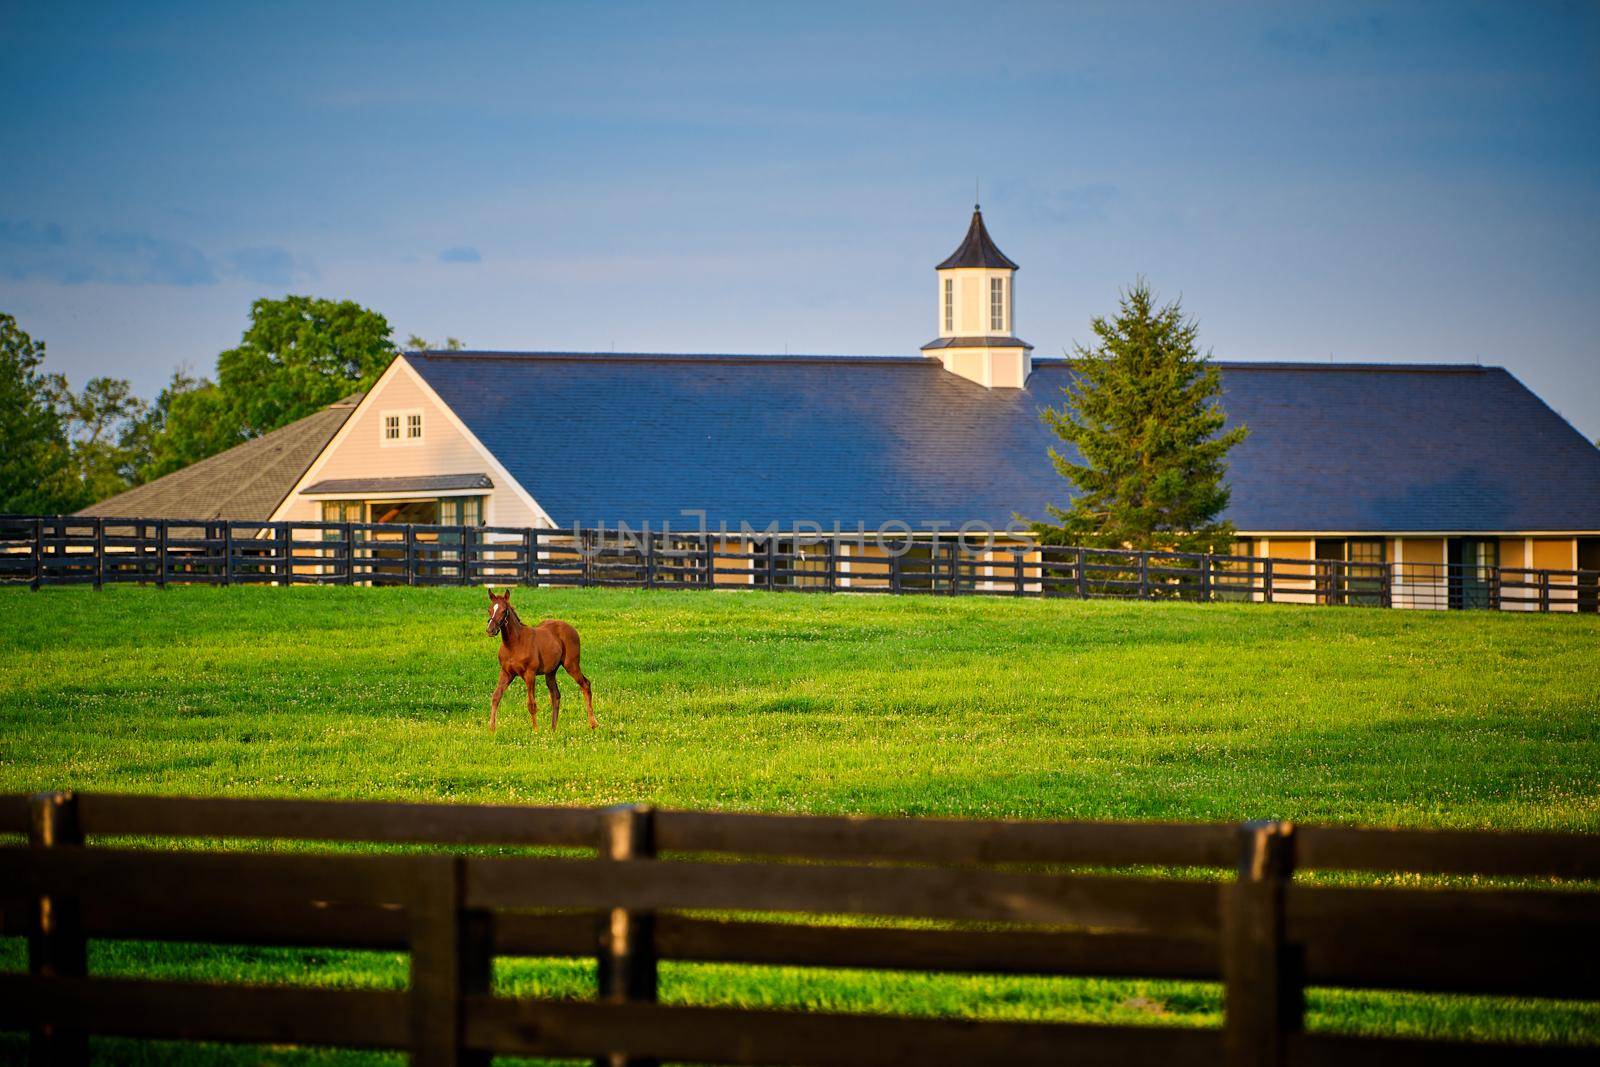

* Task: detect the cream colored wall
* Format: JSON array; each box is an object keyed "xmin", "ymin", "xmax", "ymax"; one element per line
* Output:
[
  {"xmin": 941, "ymin": 350, "xmax": 988, "ymax": 383},
  {"xmin": 1403, "ymin": 538, "xmax": 1444, "ymax": 565},
  {"xmin": 278, "ymin": 365, "xmax": 541, "ymax": 529},
  {"xmin": 839, "ymin": 543, "xmax": 890, "ymax": 589},
  {"xmin": 933, "ymin": 344, "xmax": 1030, "ymax": 389},
  {"xmin": 1269, "ymin": 539, "xmax": 1313, "ymax": 575},
  {"xmin": 1500, "ymin": 538, "xmax": 1526, "ymax": 569},
  {"xmin": 1532, "ymin": 537, "xmax": 1575, "ymax": 571},
  {"xmin": 713, "ymin": 538, "xmax": 755, "ymax": 586},
  {"xmin": 937, "ymin": 266, "xmax": 1013, "ymax": 337}
]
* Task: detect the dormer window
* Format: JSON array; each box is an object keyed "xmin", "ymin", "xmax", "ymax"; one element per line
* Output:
[
  {"xmin": 990, "ymin": 277, "xmax": 1005, "ymax": 332},
  {"xmin": 381, "ymin": 409, "xmax": 424, "ymax": 447},
  {"xmin": 943, "ymin": 278, "xmax": 954, "ymax": 333}
]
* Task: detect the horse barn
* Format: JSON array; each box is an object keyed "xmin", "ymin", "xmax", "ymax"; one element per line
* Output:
[{"xmin": 76, "ymin": 207, "xmax": 1600, "ymax": 610}]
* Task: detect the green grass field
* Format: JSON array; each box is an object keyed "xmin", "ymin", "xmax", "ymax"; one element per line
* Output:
[{"xmin": 2, "ymin": 585, "xmax": 1598, "ymax": 1063}]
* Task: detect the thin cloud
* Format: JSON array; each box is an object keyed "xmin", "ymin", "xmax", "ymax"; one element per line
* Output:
[
  {"xmin": 439, "ymin": 245, "xmax": 482, "ymax": 264},
  {"xmin": 0, "ymin": 221, "xmax": 217, "ymax": 286},
  {"xmin": 0, "ymin": 221, "xmax": 312, "ymax": 288}
]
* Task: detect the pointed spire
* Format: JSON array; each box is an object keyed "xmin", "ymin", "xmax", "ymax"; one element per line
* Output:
[{"xmin": 936, "ymin": 205, "xmax": 1018, "ymax": 270}]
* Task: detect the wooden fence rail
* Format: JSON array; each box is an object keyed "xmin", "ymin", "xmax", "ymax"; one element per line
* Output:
[
  {"xmin": 2, "ymin": 515, "xmax": 1598, "ymax": 613},
  {"xmin": 2, "ymin": 793, "xmax": 1597, "ymax": 1065}
]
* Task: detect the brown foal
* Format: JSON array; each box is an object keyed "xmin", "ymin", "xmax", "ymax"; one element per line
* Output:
[{"xmin": 484, "ymin": 588, "xmax": 596, "ymax": 731}]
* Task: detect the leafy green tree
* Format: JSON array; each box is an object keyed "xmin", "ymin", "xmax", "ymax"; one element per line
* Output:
[
  {"xmin": 0, "ymin": 314, "xmax": 84, "ymax": 513},
  {"xmin": 126, "ymin": 369, "xmax": 243, "ymax": 483},
  {"xmin": 218, "ymin": 296, "xmax": 397, "ymax": 436},
  {"xmin": 404, "ymin": 334, "xmax": 464, "ymax": 351},
  {"xmin": 1036, "ymin": 280, "xmax": 1247, "ymax": 553},
  {"xmin": 46, "ymin": 374, "xmax": 150, "ymax": 501}
]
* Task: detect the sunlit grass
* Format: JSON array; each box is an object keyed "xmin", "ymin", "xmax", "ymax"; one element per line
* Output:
[{"xmin": 2, "ymin": 584, "xmax": 1597, "ymax": 1061}]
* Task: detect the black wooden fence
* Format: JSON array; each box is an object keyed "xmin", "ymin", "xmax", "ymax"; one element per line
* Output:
[
  {"xmin": 4, "ymin": 792, "xmax": 1598, "ymax": 1065},
  {"xmin": 3, "ymin": 515, "xmax": 1597, "ymax": 612}
]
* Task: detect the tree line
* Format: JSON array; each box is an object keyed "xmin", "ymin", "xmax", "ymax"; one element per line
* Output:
[{"xmin": 0, "ymin": 298, "xmax": 457, "ymax": 514}]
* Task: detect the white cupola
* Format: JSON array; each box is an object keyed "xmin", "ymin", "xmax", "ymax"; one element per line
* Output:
[{"xmin": 921, "ymin": 205, "xmax": 1032, "ymax": 388}]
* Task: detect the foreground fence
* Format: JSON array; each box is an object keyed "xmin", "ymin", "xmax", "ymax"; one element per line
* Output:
[
  {"xmin": 3, "ymin": 515, "xmax": 1598, "ymax": 613},
  {"xmin": 3, "ymin": 792, "xmax": 1597, "ymax": 1065}
]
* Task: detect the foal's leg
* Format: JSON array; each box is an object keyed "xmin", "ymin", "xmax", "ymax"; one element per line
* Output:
[
  {"xmin": 489, "ymin": 668, "xmax": 511, "ymax": 732},
  {"xmin": 564, "ymin": 657, "xmax": 597, "ymax": 729},
  {"xmin": 525, "ymin": 672, "xmax": 539, "ymax": 730},
  {"xmin": 546, "ymin": 674, "xmax": 562, "ymax": 730}
]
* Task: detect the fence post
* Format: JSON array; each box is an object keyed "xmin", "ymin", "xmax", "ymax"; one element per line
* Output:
[
  {"xmin": 1138, "ymin": 552, "xmax": 1149, "ymax": 600},
  {"xmin": 338, "ymin": 522, "xmax": 353, "ymax": 584},
  {"xmin": 28, "ymin": 790, "xmax": 88, "ymax": 1066},
  {"xmin": 92, "ymin": 517, "xmax": 105, "ymax": 591},
  {"xmin": 1075, "ymin": 547, "xmax": 1086, "ymax": 598},
  {"xmin": 1381, "ymin": 562, "xmax": 1393, "ymax": 609},
  {"xmin": 889, "ymin": 544, "xmax": 902, "ymax": 594},
  {"xmin": 30, "ymin": 516, "xmax": 43, "ymax": 591},
  {"xmin": 1263, "ymin": 559, "xmax": 1274, "ymax": 604},
  {"xmin": 405, "ymin": 525, "xmax": 417, "ymax": 586},
  {"xmin": 765, "ymin": 537, "xmax": 777, "ymax": 591},
  {"xmin": 157, "ymin": 519, "xmax": 168, "ymax": 589},
  {"xmin": 644, "ymin": 531, "xmax": 656, "ymax": 590},
  {"xmin": 1539, "ymin": 570, "xmax": 1550, "ymax": 612},
  {"xmin": 1012, "ymin": 548, "xmax": 1024, "ymax": 596},
  {"xmin": 1200, "ymin": 554, "xmax": 1212, "ymax": 603},
  {"xmin": 221, "ymin": 522, "xmax": 233, "ymax": 587},
  {"xmin": 460, "ymin": 525, "xmax": 471, "ymax": 586},
  {"xmin": 826, "ymin": 537, "xmax": 837, "ymax": 593},
  {"xmin": 1488, "ymin": 565, "xmax": 1501, "ymax": 612},
  {"xmin": 523, "ymin": 528, "xmax": 536, "ymax": 587},
  {"xmin": 597, "ymin": 804, "xmax": 659, "ymax": 1067},
  {"xmin": 1222, "ymin": 819, "xmax": 1301, "ymax": 1067},
  {"xmin": 702, "ymin": 536, "xmax": 715, "ymax": 590},
  {"xmin": 408, "ymin": 854, "xmax": 490, "ymax": 1067}
]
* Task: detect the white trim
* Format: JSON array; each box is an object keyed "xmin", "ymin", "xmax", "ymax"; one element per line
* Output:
[
  {"xmin": 269, "ymin": 356, "xmax": 559, "ymax": 529},
  {"xmin": 300, "ymin": 488, "xmax": 490, "ymax": 501}
]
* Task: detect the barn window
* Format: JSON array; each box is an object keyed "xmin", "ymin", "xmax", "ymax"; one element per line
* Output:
[
  {"xmin": 320, "ymin": 500, "xmax": 363, "ymax": 522},
  {"xmin": 381, "ymin": 409, "xmax": 424, "ymax": 446},
  {"xmin": 439, "ymin": 496, "xmax": 484, "ymax": 527},
  {"xmin": 990, "ymin": 277, "xmax": 1005, "ymax": 332},
  {"xmin": 943, "ymin": 278, "xmax": 953, "ymax": 332}
]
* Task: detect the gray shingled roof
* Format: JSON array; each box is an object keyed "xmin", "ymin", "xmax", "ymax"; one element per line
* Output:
[
  {"xmin": 935, "ymin": 207, "xmax": 1020, "ymax": 270},
  {"xmin": 406, "ymin": 352, "xmax": 1600, "ymax": 534},
  {"xmin": 302, "ymin": 473, "xmax": 492, "ymax": 495},
  {"xmin": 78, "ymin": 396, "xmax": 362, "ymax": 521},
  {"xmin": 921, "ymin": 336, "xmax": 1032, "ymax": 351}
]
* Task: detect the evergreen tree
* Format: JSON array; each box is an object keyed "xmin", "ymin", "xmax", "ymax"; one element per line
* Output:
[
  {"xmin": 1036, "ymin": 280, "xmax": 1247, "ymax": 553},
  {"xmin": 0, "ymin": 313, "xmax": 84, "ymax": 513}
]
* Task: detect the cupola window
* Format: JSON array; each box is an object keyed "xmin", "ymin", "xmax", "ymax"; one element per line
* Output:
[
  {"xmin": 943, "ymin": 278, "xmax": 954, "ymax": 333},
  {"xmin": 990, "ymin": 277, "xmax": 1005, "ymax": 332}
]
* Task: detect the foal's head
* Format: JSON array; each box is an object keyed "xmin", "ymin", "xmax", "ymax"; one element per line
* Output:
[{"xmin": 485, "ymin": 588, "xmax": 515, "ymax": 636}]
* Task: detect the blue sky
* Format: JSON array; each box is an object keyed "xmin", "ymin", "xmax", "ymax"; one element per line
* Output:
[{"xmin": 3, "ymin": 1, "xmax": 1598, "ymax": 439}]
